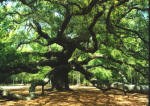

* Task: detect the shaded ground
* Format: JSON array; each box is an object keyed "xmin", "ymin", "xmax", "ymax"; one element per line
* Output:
[{"xmin": 0, "ymin": 85, "xmax": 148, "ymax": 106}]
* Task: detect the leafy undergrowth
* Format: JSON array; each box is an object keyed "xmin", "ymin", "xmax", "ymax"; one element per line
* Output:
[{"xmin": 0, "ymin": 86, "xmax": 148, "ymax": 106}]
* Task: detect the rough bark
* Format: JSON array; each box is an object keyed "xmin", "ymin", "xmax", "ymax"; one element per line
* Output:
[
  {"xmin": 0, "ymin": 87, "xmax": 25, "ymax": 100},
  {"xmin": 0, "ymin": 87, "xmax": 34, "ymax": 100},
  {"xmin": 91, "ymin": 80, "xmax": 149, "ymax": 94},
  {"xmin": 48, "ymin": 65, "xmax": 71, "ymax": 91}
]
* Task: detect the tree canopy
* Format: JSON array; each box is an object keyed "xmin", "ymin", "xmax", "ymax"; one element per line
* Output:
[{"xmin": 0, "ymin": 0, "xmax": 149, "ymax": 86}]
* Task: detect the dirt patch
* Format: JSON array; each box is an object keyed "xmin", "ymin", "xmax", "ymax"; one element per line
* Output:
[{"xmin": 0, "ymin": 86, "xmax": 148, "ymax": 106}]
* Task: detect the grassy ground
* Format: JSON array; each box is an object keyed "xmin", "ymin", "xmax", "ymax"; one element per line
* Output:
[{"xmin": 0, "ymin": 85, "xmax": 148, "ymax": 106}]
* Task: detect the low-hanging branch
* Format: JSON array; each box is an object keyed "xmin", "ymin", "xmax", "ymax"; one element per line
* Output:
[
  {"xmin": 106, "ymin": 55, "xmax": 147, "ymax": 77},
  {"xmin": 92, "ymin": 81, "xmax": 149, "ymax": 94},
  {"xmin": 76, "ymin": 50, "xmax": 148, "ymax": 79},
  {"xmin": 72, "ymin": 61, "xmax": 93, "ymax": 80}
]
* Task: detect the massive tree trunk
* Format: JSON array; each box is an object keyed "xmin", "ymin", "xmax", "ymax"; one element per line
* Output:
[
  {"xmin": 28, "ymin": 65, "xmax": 70, "ymax": 98},
  {"xmin": 49, "ymin": 65, "xmax": 71, "ymax": 91}
]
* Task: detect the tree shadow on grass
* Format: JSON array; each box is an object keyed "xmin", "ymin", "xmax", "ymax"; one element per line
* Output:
[{"xmin": 0, "ymin": 86, "xmax": 148, "ymax": 106}]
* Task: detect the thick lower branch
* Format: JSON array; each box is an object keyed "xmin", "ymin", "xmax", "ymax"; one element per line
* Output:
[
  {"xmin": 91, "ymin": 81, "xmax": 149, "ymax": 94},
  {"xmin": 72, "ymin": 62, "xmax": 93, "ymax": 80},
  {"xmin": 0, "ymin": 88, "xmax": 31, "ymax": 100}
]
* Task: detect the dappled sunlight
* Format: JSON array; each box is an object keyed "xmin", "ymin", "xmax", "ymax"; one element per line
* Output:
[{"xmin": 0, "ymin": 86, "xmax": 148, "ymax": 106}]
